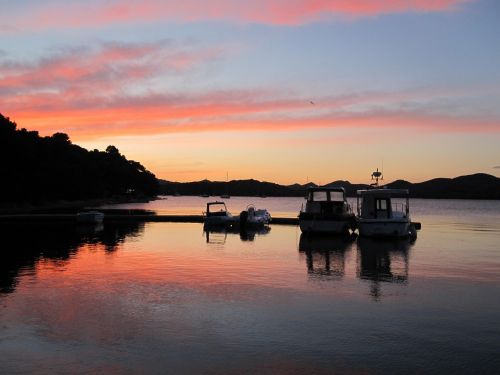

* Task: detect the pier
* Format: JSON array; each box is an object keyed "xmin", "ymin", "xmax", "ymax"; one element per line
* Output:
[{"xmin": 0, "ymin": 214, "xmax": 299, "ymax": 225}]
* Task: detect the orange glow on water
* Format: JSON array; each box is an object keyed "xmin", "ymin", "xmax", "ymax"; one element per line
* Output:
[{"xmin": 2, "ymin": 209, "xmax": 500, "ymax": 373}]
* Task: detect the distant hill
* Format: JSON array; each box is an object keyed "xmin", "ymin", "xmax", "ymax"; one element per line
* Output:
[
  {"xmin": 159, "ymin": 173, "xmax": 500, "ymax": 200},
  {"xmin": 160, "ymin": 179, "xmax": 294, "ymax": 197},
  {"xmin": 389, "ymin": 173, "xmax": 500, "ymax": 199}
]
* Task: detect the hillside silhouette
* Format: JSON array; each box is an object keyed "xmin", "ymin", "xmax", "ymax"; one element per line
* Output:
[
  {"xmin": 0, "ymin": 114, "xmax": 158, "ymax": 206},
  {"xmin": 160, "ymin": 173, "xmax": 500, "ymax": 200}
]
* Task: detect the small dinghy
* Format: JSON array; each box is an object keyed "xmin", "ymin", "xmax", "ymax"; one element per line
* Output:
[
  {"xmin": 239, "ymin": 205, "xmax": 271, "ymax": 227},
  {"xmin": 76, "ymin": 211, "xmax": 104, "ymax": 224}
]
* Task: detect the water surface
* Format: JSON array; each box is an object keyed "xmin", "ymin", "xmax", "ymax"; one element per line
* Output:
[{"xmin": 1, "ymin": 199, "xmax": 499, "ymax": 374}]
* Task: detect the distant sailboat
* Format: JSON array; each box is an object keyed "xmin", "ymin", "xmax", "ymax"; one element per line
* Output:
[{"xmin": 220, "ymin": 171, "xmax": 230, "ymax": 198}]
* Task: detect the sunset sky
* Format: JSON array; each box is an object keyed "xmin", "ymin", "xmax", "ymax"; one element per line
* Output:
[{"xmin": 1, "ymin": 0, "xmax": 499, "ymax": 184}]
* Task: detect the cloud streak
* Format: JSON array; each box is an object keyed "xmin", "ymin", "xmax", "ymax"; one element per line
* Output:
[
  {"xmin": 1, "ymin": 0, "xmax": 471, "ymax": 32},
  {"xmin": 6, "ymin": 91, "xmax": 499, "ymax": 141},
  {"xmin": 1, "ymin": 37, "xmax": 498, "ymax": 141},
  {"xmin": 0, "ymin": 40, "xmax": 223, "ymax": 97}
]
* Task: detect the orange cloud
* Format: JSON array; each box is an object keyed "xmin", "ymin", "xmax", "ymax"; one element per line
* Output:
[
  {"xmin": 1, "ymin": 0, "xmax": 471, "ymax": 32},
  {"xmin": 8, "ymin": 103, "xmax": 499, "ymax": 141}
]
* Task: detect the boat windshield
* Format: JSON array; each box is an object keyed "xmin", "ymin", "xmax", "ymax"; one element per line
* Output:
[
  {"xmin": 311, "ymin": 191, "xmax": 328, "ymax": 201},
  {"xmin": 330, "ymin": 191, "xmax": 344, "ymax": 202},
  {"xmin": 309, "ymin": 190, "xmax": 345, "ymax": 202},
  {"xmin": 207, "ymin": 203, "xmax": 226, "ymax": 213}
]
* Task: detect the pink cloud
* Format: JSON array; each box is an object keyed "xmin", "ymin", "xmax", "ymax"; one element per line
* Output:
[
  {"xmin": 0, "ymin": 40, "xmax": 225, "ymax": 100},
  {"xmin": 1, "ymin": 0, "xmax": 471, "ymax": 32},
  {"xmin": 2, "ymin": 35, "xmax": 496, "ymax": 142}
]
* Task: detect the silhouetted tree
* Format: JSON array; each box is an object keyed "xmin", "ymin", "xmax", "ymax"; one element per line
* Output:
[{"xmin": 0, "ymin": 113, "xmax": 158, "ymax": 205}]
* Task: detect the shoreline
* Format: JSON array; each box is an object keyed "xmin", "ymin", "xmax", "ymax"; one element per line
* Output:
[
  {"xmin": 0, "ymin": 196, "xmax": 156, "ymax": 215},
  {"xmin": 2, "ymin": 194, "xmax": 499, "ymax": 216},
  {"xmin": 0, "ymin": 213, "xmax": 299, "ymax": 225}
]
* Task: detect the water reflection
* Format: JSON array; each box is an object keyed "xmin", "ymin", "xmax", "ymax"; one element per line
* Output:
[
  {"xmin": 204, "ymin": 225, "xmax": 271, "ymax": 244},
  {"xmin": 357, "ymin": 237, "xmax": 413, "ymax": 300},
  {"xmin": 0, "ymin": 222, "xmax": 144, "ymax": 294},
  {"xmin": 298, "ymin": 233, "xmax": 355, "ymax": 280}
]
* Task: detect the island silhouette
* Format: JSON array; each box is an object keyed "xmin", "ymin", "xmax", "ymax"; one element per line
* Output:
[{"xmin": 159, "ymin": 173, "xmax": 500, "ymax": 200}]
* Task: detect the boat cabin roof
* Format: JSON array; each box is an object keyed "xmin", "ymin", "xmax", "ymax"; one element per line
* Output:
[
  {"xmin": 357, "ymin": 188, "xmax": 409, "ymax": 198},
  {"xmin": 307, "ymin": 187, "xmax": 346, "ymax": 193}
]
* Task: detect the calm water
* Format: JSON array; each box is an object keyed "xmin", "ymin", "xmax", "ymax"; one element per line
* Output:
[{"xmin": 1, "ymin": 198, "xmax": 500, "ymax": 374}]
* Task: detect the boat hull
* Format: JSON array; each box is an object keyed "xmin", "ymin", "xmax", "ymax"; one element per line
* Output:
[
  {"xmin": 299, "ymin": 217, "xmax": 354, "ymax": 234},
  {"xmin": 357, "ymin": 219, "xmax": 411, "ymax": 237},
  {"xmin": 204, "ymin": 216, "xmax": 236, "ymax": 226},
  {"xmin": 240, "ymin": 208, "xmax": 271, "ymax": 228}
]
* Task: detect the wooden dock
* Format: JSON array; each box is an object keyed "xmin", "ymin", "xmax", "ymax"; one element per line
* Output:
[{"xmin": 0, "ymin": 214, "xmax": 299, "ymax": 225}]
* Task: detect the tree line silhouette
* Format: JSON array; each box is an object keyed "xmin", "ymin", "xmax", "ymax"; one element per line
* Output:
[{"xmin": 0, "ymin": 114, "xmax": 158, "ymax": 205}]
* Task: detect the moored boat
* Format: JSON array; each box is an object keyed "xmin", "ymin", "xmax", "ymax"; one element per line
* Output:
[
  {"xmin": 356, "ymin": 170, "xmax": 421, "ymax": 238},
  {"xmin": 239, "ymin": 205, "xmax": 271, "ymax": 227},
  {"xmin": 203, "ymin": 201, "xmax": 236, "ymax": 226},
  {"xmin": 299, "ymin": 187, "xmax": 356, "ymax": 234}
]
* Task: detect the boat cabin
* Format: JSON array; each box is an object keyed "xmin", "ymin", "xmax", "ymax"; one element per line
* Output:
[
  {"xmin": 304, "ymin": 187, "xmax": 350, "ymax": 215},
  {"xmin": 205, "ymin": 201, "xmax": 229, "ymax": 217},
  {"xmin": 357, "ymin": 189, "xmax": 409, "ymax": 220}
]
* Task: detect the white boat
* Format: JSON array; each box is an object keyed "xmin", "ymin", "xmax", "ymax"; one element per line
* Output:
[
  {"xmin": 356, "ymin": 189, "xmax": 413, "ymax": 237},
  {"xmin": 203, "ymin": 201, "xmax": 236, "ymax": 226},
  {"xmin": 76, "ymin": 210, "xmax": 104, "ymax": 223},
  {"xmin": 356, "ymin": 170, "xmax": 420, "ymax": 238},
  {"xmin": 299, "ymin": 187, "xmax": 356, "ymax": 234},
  {"xmin": 239, "ymin": 205, "xmax": 271, "ymax": 227}
]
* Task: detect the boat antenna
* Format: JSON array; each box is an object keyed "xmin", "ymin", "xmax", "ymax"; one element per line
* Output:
[{"xmin": 371, "ymin": 168, "xmax": 383, "ymax": 187}]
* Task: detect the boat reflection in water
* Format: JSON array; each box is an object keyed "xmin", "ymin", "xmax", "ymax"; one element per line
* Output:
[
  {"xmin": 204, "ymin": 224, "xmax": 271, "ymax": 245},
  {"xmin": 298, "ymin": 233, "xmax": 355, "ymax": 280},
  {"xmin": 357, "ymin": 237, "xmax": 414, "ymax": 300}
]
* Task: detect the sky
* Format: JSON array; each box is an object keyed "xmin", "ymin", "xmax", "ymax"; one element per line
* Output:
[{"xmin": 1, "ymin": 0, "xmax": 499, "ymax": 184}]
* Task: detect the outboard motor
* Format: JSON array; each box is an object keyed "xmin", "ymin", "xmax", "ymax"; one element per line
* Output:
[{"xmin": 239, "ymin": 210, "xmax": 248, "ymax": 226}]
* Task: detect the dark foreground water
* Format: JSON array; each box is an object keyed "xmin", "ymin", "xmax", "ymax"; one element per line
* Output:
[{"xmin": 1, "ymin": 199, "xmax": 500, "ymax": 374}]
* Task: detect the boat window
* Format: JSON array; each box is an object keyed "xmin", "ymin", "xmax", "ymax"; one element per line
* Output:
[
  {"xmin": 209, "ymin": 204, "xmax": 226, "ymax": 212},
  {"xmin": 374, "ymin": 198, "xmax": 390, "ymax": 219},
  {"xmin": 376, "ymin": 199, "xmax": 387, "ymax": 210},
  {"xmin": 329, "ymin": 191, "xmax": 344, "ymax": 202},
  {"xmin": 311, "ymin": 191, "xmax": 328, "ymax": 201}
]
